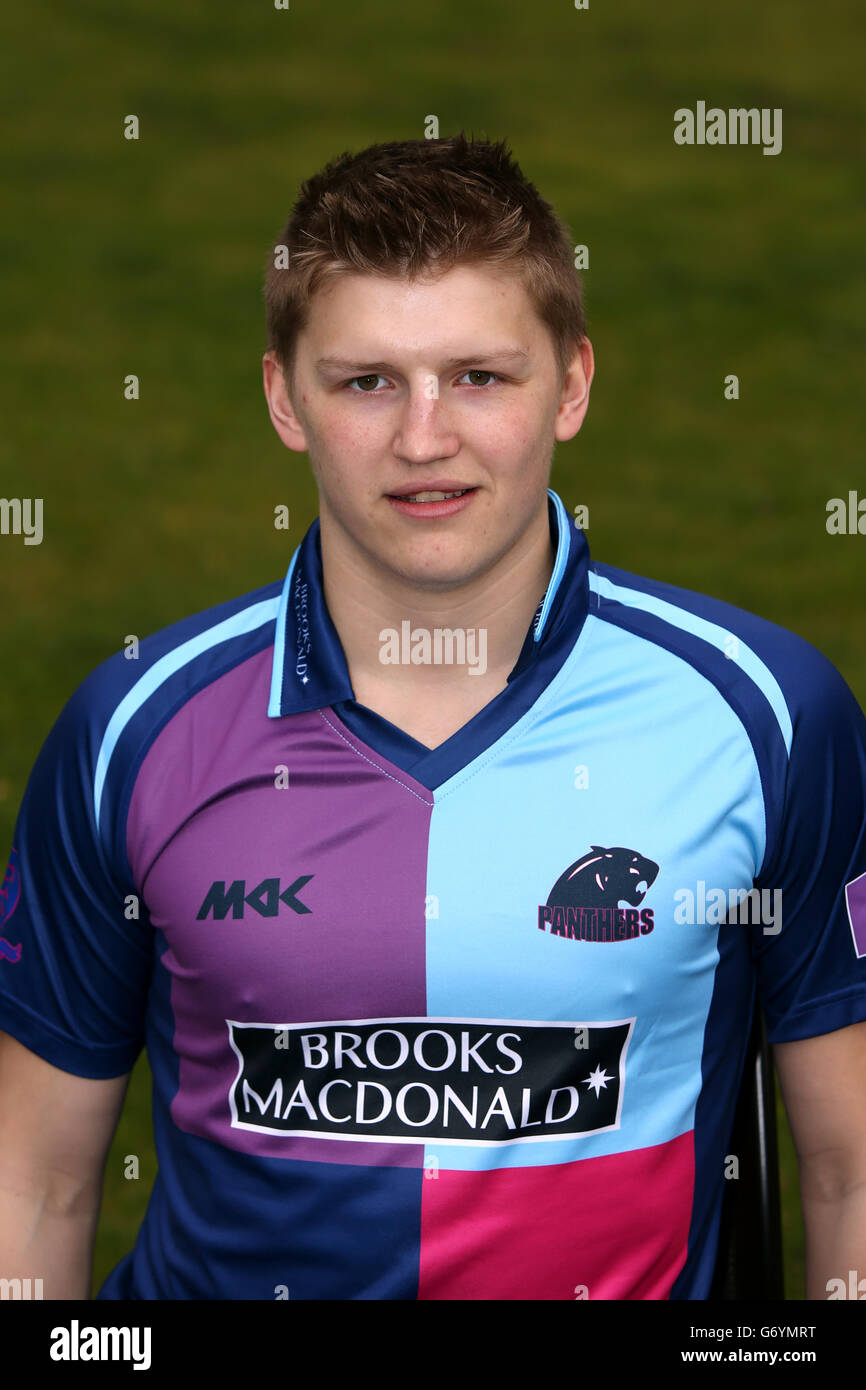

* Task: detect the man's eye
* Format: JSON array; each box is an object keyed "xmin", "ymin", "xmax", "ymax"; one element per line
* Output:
[
  {"xmin": 347, "ymin": 374, "xmax": 386, "ymax": 392},
  {"xmin": 459, "ymin": 370, "xmax": 499, "ymax": 387}
]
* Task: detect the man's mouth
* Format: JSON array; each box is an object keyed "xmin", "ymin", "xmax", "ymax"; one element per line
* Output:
[
  {"xmin": 385, "ymin": 485, "xmax": 478, "ymax": 517},
  {"xmin": 392, "ymin": 489, "xmax": 472, "ymax": 503}
]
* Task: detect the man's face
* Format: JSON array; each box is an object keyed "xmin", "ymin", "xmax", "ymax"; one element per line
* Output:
[{"xmin": 263, "ymin": 261, "xmax": 593, "ymax": 591}]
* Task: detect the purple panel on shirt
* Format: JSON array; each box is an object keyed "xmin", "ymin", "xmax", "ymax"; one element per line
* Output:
[
  {"xmin": 127, "ymin": 649, "xmax": 433, "ymax": 1167},
  {"xmin": 846, "ymin": 871, "xmax": 866, "ymax": 958}
]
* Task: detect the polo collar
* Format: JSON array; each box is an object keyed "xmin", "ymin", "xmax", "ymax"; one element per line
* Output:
[{"xmin": 267, "ymin": 488, "xmax": 588, "ymax": 718}]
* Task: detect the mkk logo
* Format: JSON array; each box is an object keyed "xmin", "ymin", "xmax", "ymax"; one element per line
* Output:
[
  {"xmin": 196, "ymin": 875, "xmax": 313, "ymax": 920},
  {"xmin": 0, "ymin": 848, "xmax": 22, "ymax": 964},
  {"xmin": 538, "ymin": 845, "xmax": 659, "ymax": 943}
]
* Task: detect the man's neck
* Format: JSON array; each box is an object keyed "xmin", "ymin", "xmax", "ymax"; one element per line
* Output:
[{"xmin": 320, "ymin": 507, "xmax": 556, "ymax": 698}]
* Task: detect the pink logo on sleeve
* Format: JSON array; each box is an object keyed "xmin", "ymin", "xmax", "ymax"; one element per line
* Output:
[
  {"xmin": 844, "ymin": 870, "xmax": 866, "ymax": 959},
  {"xmin": 0, "ymin": 848, "xmax": 22, "ymax": 963}
]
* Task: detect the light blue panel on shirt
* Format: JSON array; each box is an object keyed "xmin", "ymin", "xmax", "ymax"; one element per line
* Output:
[{"xmin": 423, "ymin": 613, "xmax": 766, "ymax": 1172}]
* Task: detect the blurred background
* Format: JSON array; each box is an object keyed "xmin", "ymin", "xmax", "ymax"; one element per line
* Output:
[{"xmin": 1, "ymin": 0, "xmax": 864, "ymax": 1300}]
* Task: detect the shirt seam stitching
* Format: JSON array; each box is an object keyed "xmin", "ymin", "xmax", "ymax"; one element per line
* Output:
[{"xmin": 317, "ymin": 710, "xmax": 434, "ymax": 806}]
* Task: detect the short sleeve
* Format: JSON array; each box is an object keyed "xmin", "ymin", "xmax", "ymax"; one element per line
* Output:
[
  {"xmin": 0, "ymin": 669, "xmax": 151, "ymax": 1078},
  {"xmin": 753, "ymin": 647, "xmax": 866, "ymax": 1044}
]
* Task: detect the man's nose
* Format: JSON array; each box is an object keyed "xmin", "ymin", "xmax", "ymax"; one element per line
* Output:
[{"xmin": 392, "ymin": 377, "xmax": 460, "ymax": 464}]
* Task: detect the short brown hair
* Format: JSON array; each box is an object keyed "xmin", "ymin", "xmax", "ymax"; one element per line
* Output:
[{"xmin": 263, "ymin": 133, "xmax": 587, "ymax": 389}]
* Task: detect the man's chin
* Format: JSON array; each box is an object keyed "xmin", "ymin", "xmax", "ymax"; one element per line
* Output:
[{"xmin": 383, "ymin": 558, "xmax": 484, "ymax": 593}]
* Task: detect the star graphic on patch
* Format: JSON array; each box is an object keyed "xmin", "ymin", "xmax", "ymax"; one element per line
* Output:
[{"xmin": 583, "ymin": 1065, "xmax": 613, "ymax": 1098}]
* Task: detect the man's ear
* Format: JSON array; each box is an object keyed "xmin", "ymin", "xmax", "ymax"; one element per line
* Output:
[
  {"xmin": 554, "ymin": 337, "xmax": 595, "ymax": 443},
  {"xmin": 262, "ymin": 352, "xmax": 309, "ymax": 453}
]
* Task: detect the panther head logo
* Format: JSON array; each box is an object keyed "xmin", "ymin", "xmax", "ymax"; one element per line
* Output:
[{"xmin": 546, "ymin": 845, "xmax": 659, "ymax": 911}]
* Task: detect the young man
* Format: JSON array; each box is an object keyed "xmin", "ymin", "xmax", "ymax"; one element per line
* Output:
[{"xmin": 1, "ymin": 134, "xmax": 865, "ymax": 1301}]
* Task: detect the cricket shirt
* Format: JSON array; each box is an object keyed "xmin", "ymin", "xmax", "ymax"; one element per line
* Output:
[{"xmin": 1, "ymin": 488, "xmax": 866, "ymax": 1300}]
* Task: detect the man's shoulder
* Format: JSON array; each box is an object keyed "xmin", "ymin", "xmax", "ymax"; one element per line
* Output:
[
  {"xmin": 588, "ymin": 558, "xmax": 863, "ymax": 738},
  {"xmin": 57, "ymin": 576, "xmax": 285, "ymax": 741}
]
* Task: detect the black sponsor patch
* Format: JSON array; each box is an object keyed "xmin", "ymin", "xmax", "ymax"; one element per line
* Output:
[{"xmin": 228, "ymin": 1017, "xmax": 633, "ymax": 1144}]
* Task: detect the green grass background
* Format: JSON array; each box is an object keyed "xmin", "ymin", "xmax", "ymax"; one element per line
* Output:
[{"xmin": 1, "ymin": 0, "xmax": 864, "ymax": 1301}]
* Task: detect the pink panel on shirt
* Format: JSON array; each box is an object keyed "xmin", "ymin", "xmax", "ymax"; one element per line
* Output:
[{"xmin": 418, "ymin": 1129, "xmax": 693, "ymax": 1300}]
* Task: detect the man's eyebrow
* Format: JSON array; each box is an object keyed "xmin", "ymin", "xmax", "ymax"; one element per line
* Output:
[{"xmin": 315, "ymin": 348, "xmax": 531, "ymax": 373}]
